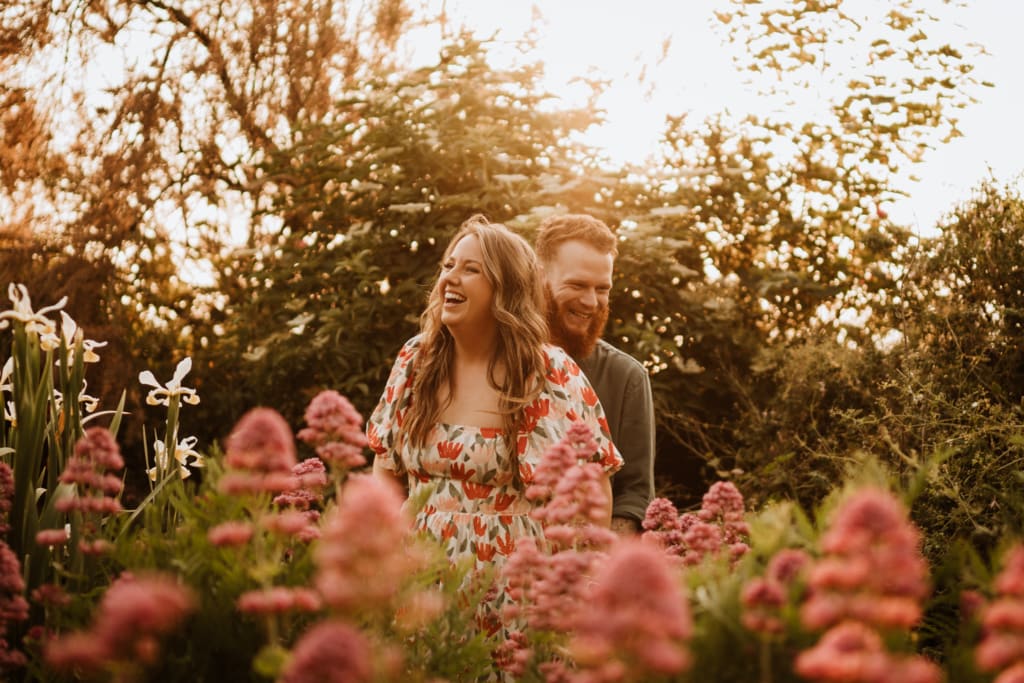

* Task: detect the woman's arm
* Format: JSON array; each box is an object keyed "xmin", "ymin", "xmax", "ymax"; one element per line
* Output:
[
  {"xmin": 598, "ymin": 472, "xmax": 613, "ymax": 527},
  {"xmin": 373, "ymin": 456, "xmax": 408, "ymax": 497}
]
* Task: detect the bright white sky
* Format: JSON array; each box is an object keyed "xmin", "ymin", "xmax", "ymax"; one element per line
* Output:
[{"xmin": 414, "ymin": 0, "xmax": 1024, "ymax": 233}]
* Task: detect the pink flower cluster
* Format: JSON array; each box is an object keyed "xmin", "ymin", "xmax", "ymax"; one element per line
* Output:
[
  {"xmin": 0, "ymin": 541, "xmax": 29, "ymax": 670},
  {"xmin": 801, "ymin": 488, "xmax": 929, "ymax": 631},
  {"xmin": 503, "ymin": 537, "xmax": 598, "ymax": 633},
  {"xmin": 795, "ymin": 621, "xmax": 941, "ymax": 683},
  {"xmin": 976, "ymin": 544, "xmax": 1024, "ymax": 682},
  {"xmin": 280, "ymin": 620, "xmax": 373, "ymax": 683},
  {"xmin": 526, "ymin": 424, "xmax": 616, "ymax": 549},
  {"xmin": 533, "ymin": 462, "xmax": 616, "ymax": 550},
  {"xmin": 741, "ymin": 548, "xmax": 811, "ymax": 634},
  {"xmin": 315, "ymin": 475, "xmax": 414, "ymax": 613},
  {"xmin": 525, "ymin": 422, "xmax": 601, "ymax": 503},
  {"xmin": 568, "ymin": 540, "xmax": 692, "ymax": 682},
  {"xmin": 46, "ymin": 428, "xmax": 124, "ymax": 555},
  {"xmin": 220, "ymin": 408, "xmax": 300, "ymax": 495},
  {"xmin": 297, "ymin": 390, "xmax": 368, "ymax": 471},
  {"xmin": 794, "ymin": 488, "xmax": 940, "ymax": 683},
  {"xmin": 237, "ymin": 586, "xmax": 322, "ymax": 615},
  {"xmin": 207, "ymin": 520, "xmax": 254, "ymax": 547},
  {"xmin": 45, "ymin": 572, "xmax": 195, "ymax": 676},
  {"xmin": 0, "ymin": 462, "xmax": 12, "ymax": 535},
  {"xmin": 274, "ymin": 457, "xmax": 329, "ymax": 511},
  {"xmin": 641, "ymin": 481, "xmax": 750, "ymax": 566},
  {"xmin": 55, "ymin": 427, "xmax": 124, "ymax": 515}
]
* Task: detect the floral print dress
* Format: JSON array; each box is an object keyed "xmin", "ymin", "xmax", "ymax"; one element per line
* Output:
[{"xmin": 367, "ymin": 335, "xmax": 623, "ymax": 574}]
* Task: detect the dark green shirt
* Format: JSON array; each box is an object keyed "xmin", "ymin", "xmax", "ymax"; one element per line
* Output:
[{"xmin": 576, "ymin": 339, "xmax": 656, "ymax": 524}]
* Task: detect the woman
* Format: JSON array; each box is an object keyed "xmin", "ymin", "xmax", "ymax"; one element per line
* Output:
[{"xmin": 368, "ymin": 215, "xmax": 622, "ymax": 574}]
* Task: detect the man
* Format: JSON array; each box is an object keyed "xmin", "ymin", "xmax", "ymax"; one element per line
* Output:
[{"xmin": 535, "ymin": 214, "xmax": 655, "ymax": 534}]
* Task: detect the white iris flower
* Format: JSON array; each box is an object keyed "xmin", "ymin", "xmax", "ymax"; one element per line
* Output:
[{"xmin": 138, "ymin": 358, "xmax": 200, "ymax": 407}]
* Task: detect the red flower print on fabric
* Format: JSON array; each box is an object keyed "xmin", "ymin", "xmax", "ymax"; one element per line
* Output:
[{"xmin": 437, "ymin": 441, "xmax": 463, "ymax": 460}]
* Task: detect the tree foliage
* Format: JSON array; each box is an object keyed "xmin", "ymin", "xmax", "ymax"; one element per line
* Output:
[
  {"xmin": 190, "ymin": 34, "xmax": 610, "ymax": 439},
  {"xmin": 0, "ymin": 0, "xmax": 1004, "ymax": 512}
]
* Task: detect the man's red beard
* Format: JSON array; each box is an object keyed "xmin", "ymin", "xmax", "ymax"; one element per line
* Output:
[{"xmin": 545, "ymin": 286, "xmax": 609, "ymax": 360}]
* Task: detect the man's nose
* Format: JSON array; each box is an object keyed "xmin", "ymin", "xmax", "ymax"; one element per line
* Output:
[{"xmin": 580, "ymin": 289, "xmax": 597, "ymax": 308}]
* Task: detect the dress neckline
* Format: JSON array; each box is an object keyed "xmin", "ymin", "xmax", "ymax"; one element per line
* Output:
[{"xmin": 436, "ymin": 422, "xmax": 504, "ymax": 436}]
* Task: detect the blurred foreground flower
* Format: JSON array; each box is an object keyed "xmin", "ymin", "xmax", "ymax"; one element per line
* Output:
[
  {"xmin": 220, "ymin": 407, "xmax": 299, "ymax": 495},
  {"xmin": 45, "ymin": 572, "xmax": 195, "ymax": 677},
  {"xmin": 569, "ymin": 539, "xmax": 692, "ymax": 682},
  {"xmin": 801, "ymin": 487, "xmax": 929, "ymax": 631},
  {"xmin": 0, "ymin": 540, "xmax": 29, "ymax": 670},
  {"xmin": 315, "ymin": 474, "xmax": 414, "ymax": 613},
  {"xmin": 795, "ymin": 620, "xmax": 940, "ymax": 683},
  {"xmin": 796, "ymin": 488, "xmax": 938, "ymax": 683},
  {"xmin": 280, "ymin": 620, "xmax": 372, "ymax": 683},
  {"xmin": 742, "ymin": 548, "xmax": 811, "ymax": 634},
  {"xmin": 976, "ymin": 544, "xmax": 1024, "ymax": 680}
]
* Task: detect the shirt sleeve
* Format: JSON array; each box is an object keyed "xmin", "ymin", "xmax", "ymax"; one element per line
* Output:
[
  {"xmin": 609, "ymin": 364, "xmax": 656, "ymax": 523},
  {"xmin": 544, "ymin": 345, "xmax": 624, "ymax": 475},
  {"xmin": 366, "ymin": 336, "xmax": 420, "ymax": 474}
]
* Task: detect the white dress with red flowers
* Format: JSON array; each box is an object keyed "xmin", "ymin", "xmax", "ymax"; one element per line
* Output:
[{"xmin": 368, "ymin": 335, "xmax": 623, "ymax": 570}]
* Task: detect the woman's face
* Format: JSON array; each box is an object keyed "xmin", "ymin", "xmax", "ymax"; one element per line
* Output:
[{"xmin": 438, "ymin": 234, "xmax": 495, "ymax": 333}]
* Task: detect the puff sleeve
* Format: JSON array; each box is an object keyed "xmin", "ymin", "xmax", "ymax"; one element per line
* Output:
[
  {"xmin": 366, "ymin": 336, "xmax": 421, "ymax": 474},
  {"xmin": 533, "ymin": 345, "xmax": 624, "ymax": 475}
]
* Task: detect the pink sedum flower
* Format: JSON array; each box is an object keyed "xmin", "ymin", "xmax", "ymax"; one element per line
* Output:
[
  {"xmin": 237, "ymin": 587, "xmax": 322, "ymax": 615},
  {"xmin": 795, "ymin": 621, "xmax": 940, "ymax": 683},
  {"xmin": 315, "ymin": 475, "xmax": 414, "ymax": 613},
  {"xmin": 977, "ymin": 544, "xmax": 1024, "ymax": 678},
  {"xmin": 801, "ymin": 488, "xmax": 929, "ymax": 631},
  {"xmin": 563, "ymin": 421, "xmax": 600, "ymax": 461},
  {"xmin": 525, "ymin": 442, "xmax": 576, "ymax": 503},
  {"xmin": 0, "ymin": 541, "xmax": 29, "ymax": 647},
  {"xmin": 35, "ymin": 529, "xmax": 69, "ymax": 546},
  {"xmin": 224, "ymin": 407, "xmax": 297, "ymax": 473},
  {"xmin": 741, "ymin": 577, "xmax": 787, "ymax": 634},
  {"xmin": 45, "ymin": 572, "xmax": 195, "ymax": 675},
  {"xmin": 996, "ymin": 546, "xmax": 1024, "ymax": 597},
  {"xmin": 767, "ymin": 548, "xmax": 812, "ymax": 584},
  {"xmin": 207, "ymin": 521, "xmax": 254, "ymax": 547},
  {"xmin": 997, "ymin": 662, "xmax": 1024, "ymax": 683},
  {"xmin": 297, "ymin": 391, "xmax": 369, "ymax": 470},
  {"xmin": 280, "ymin": 620, "xmax": 372, "ymax": 683},
  {"xmin": 640, "ymin": 482, "xmax": 750, "ymax": 565},
  {"xmin": 642, "ymin": 497, "xmax": 681, "ymax": 532},
  {"xmin": 57, "ymin": 427, "xmax": 124, "ymax": 515},
  {"xmin": 220, "ymin": 408, "xmax": 303, "ymax": 496},
  {"xmin": 569, "ymin": 540, "xmax": 692, "ymax": 681},
  {"xmin": 0, "ymin": 462, "xmax": 13, "ymax": 534},
  {"xmin": 494, "ymin": 630, "xmax": 531, "ymax": 677}
]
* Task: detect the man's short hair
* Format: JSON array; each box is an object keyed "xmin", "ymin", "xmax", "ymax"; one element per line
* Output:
[{"xmin": 535, "ymin": 214, "xmax": 618, "ymax": 263}]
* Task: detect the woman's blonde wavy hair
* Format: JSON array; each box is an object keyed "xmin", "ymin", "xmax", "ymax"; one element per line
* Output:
[{"xmin": 405, "ymin": 215, "xmax": 549, "ymax": 483}]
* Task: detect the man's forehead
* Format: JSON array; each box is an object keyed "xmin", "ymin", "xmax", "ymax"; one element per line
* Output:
[{"xmin": 546, "ymin": 241, "xmax": 614, "ymax": 281}]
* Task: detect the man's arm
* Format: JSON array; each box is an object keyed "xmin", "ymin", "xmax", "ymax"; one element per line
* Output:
[{"xmin": 611, "ymin": 365, "xmax": 656, "ymax": 533}]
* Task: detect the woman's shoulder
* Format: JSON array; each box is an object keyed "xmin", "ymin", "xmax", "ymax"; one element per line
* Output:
[
  {"xmin": 396, "ymin": 333, "xmax": 424, "ymax": 357},
  {"xmin": 387, "ymin": 334, "xmax": 424, "ymax": 376},
  {"xmin": 541, "ymin": 343, "xmax": 583, "ymax": 379}
]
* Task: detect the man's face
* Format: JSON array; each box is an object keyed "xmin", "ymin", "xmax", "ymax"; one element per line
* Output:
[{"xmin": 542, "ymin": 240, "xmax": 614, "ymax": 358}]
